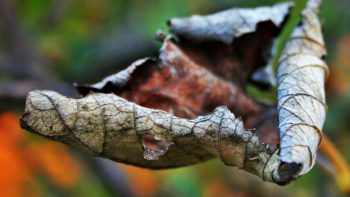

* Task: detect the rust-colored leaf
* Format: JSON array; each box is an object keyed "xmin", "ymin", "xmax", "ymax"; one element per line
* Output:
[{"xmin": 77, "ymin": 38, "xmax": 272, "ymax": 130}]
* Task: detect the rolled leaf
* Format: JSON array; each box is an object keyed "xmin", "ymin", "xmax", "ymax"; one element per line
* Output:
[{"xmin": 277, "ymin": 0, "xmax": 328, "ymax": 181}]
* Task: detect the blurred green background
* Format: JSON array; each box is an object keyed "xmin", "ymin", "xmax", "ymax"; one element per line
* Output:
[{"xmin": 1, "ymin": 0, "xmax": 350, "ymax": 196}]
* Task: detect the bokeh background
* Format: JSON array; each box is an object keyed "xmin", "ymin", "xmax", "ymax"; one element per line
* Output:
[{"xmin": 1, "ymin": 0, "xmax": 350, "ymax": 196}]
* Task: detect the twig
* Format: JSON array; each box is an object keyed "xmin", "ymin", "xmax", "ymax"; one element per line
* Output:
[{"xmin": 319, "ymin": 135, "xmax": 350, "ymax": 194}]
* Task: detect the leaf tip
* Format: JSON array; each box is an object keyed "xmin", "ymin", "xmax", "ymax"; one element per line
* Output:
[{"xmin": 277, "ymin": 162, "xmax": 303, "ymax": 185}]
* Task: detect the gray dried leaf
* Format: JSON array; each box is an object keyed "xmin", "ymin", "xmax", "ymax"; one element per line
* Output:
[
  {"xmin": 20, "ymin": 90, "xmax": 282, "ymax": 182},
  {"xmin": 168, "ymin": 2, "xmax": 292, "ymax": 44},
  {"xmin": 277, "ymin": 0, "xmax": 328, "ymax": 180}
]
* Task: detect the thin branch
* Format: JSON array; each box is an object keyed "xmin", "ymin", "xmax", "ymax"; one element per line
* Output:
[{"xmin": 319, "ymin": 135, "xmax": 350, "ymax": 194}]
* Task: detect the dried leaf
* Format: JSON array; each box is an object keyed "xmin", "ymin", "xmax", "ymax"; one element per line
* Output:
[
  {"xmin": 19, "ymin": 0, "xmax": 330, "ymax": 186},
  {"xmin": 277, "ymin": 0, "xmax": 328, "ymax": 181},
  {"xmin": 20, "ymin": 90, "xmax": 281, "ymax": 182},
  {"xmin": 168, "ymin": 2, "xmax": 292, "ymax": 44},
  {"xmin": 169, "ymin": 3, "xmax": 292, "ymax": 87},
  {"xmin": 75, "ymin": 58, "xmax": 155, "ymax": 94}
]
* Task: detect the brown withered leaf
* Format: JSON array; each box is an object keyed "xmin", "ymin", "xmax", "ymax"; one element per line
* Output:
[{"xmin": 76, "ymin": 38, "xmax": 273, "ymax": 131}]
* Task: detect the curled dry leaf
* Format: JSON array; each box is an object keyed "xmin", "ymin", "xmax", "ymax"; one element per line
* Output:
[
  {"xmin": 20, "ymin": 90, "xmax": 280, "ymax": 182},
  {"xmin": 277, "ymin": 0, "xmax": 328, "ymax": 181},
  {"xmin": 19, "ymin": 1, "xmax": 330, "ymax": 185},
  {"xmin": 20, "ymin": 2, "xmax": 290, "ymax": 184}
]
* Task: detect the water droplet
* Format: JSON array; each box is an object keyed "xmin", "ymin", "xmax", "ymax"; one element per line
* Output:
[{"xmin": 142, "ymin": 134, "xmax": 174, "ymax": 160}]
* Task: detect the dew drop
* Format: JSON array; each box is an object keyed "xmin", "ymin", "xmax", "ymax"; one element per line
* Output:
[{"xmin": 142, "ymin": 134, "xmax": 174, "ymax": 160}]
